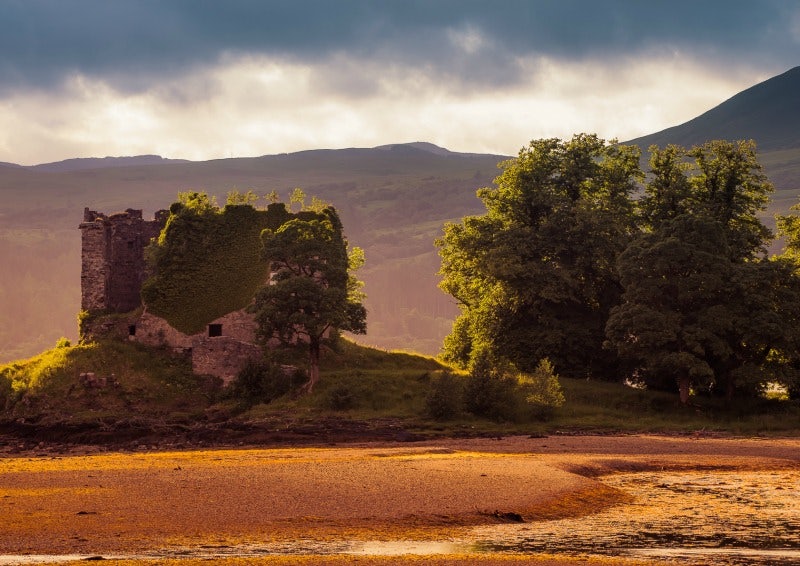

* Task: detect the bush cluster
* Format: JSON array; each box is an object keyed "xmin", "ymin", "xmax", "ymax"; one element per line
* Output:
[
  {"xmin": 229, "ymin": 360, "xmax": 304, "ymax": 404},
  {"xmin": 425, "ymin": 356, "xmax": 564, "ymax": 422}
]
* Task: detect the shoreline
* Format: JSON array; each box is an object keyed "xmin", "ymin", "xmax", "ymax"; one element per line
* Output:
[{"xmin": 1, "ymin": 434, "xmax": 798, "ymax": 558}]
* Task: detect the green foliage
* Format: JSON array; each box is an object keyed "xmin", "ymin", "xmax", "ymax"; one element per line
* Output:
[
  {"xmin": 608, "ymin": 139, "xmax": 793, "ymax": 403},
  {"xmin": 226, "ymin": 189, "xmax": 259, "ymax": 206},
  {"xmin": 252, "ymin": 206, "xmax": 367, "ymax": 392},
  {"xmin": 606, "ymin": 215, "xmax": 733, "ymax": 396},
  {"xmin": 521, "ymin": 358, "xmax": 566, "ymax": 410},
  {"xmin": 229, "ymin": 359, "xmax": 304, "ymax": 405},
  {"xmin": 438, "ymin": 134, "xmax": 641, "ymax": 378},
  {"xmin": 0, "ymin": 340, "xmax": 214, "ymax": 422},
  {"xmin": 0, "ymin": 366, "xmax": 12, "ymax": 409},
  {"xmin": 440, "ymin": 134, "xmax": 799, "ymax": 406},
  {"xmin": 425, "ymin": 372, "xmax": 463, "ymax": 420},
  {"xmin": 77, "ymin": 310, "xmax": 92, "ymax": 338},
  {"xmin": 1, "ymin": 336, "xmax": 797, "ymax": 434},
  {"xmin": 142, "ymin": 195, "xmax": 291, "ymax": 334},
  {"xmin": 460, "ymin": 352, "xmax": 564, "ymax": 422},
  {"xmin": 324, "ymin": 383, "xmax": 357, "ymax": 410},
  {"xmin": 463, "ymin": 352, "xmax": 519, "ymax": 421}
]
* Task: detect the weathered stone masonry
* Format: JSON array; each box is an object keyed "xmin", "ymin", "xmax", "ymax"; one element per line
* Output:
[
  {"xmin": 79, "ymin": 208, "xmax": 167, "ymax": 312},
  {"xmin": 79, "ymin": 207, "xmax": 264, "ymax": 384}
]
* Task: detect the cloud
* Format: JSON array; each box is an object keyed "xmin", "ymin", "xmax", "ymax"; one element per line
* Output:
[
  {"xmin": 0, "ymin": 0, "xmax": 797, "ymax": 95},
  {"xmin": 0, "ymin": 50, "xmax": 764, "ymax": 165},
  {"xmin": 0, "ymin": 1, "xmax": 796, "ymax": 164}
]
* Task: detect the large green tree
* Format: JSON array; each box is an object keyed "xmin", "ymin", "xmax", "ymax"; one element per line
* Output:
[
  {"xmin": 437, "ymin": 134, "xmax": 641, "ymax": 378},
  {"xmin": 251, "ymin": 207, "xmax": 366, "ymax": 393},
  {"xmin": 606, "ymin": 215, "xmax": 734, "ymax": 403},
  {"xmin": 607, "ymin": 140, "xmax": 788, "ymax": 402}
]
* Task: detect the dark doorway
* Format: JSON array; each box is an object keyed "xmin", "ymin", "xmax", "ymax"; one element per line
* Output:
[{"xmin": 208, "ymin": 324, "xmax": 222, "ymax": 337}]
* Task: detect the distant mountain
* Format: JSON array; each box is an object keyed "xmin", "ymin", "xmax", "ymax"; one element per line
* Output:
[
  {"xmin": 374, "ymin": 142, "xmax": 453, "ymax": 155},
  {"xmin": 0, "ymin": 142, "xmax": 506, "ymax": 362},
  {"xmin": 3, "ymin": 67, "xmax": 800, "ymax": 364},
  {"xmin": 29, "ymin": 155, "xmax": 191, "ymax": 173},
  {"xmin": 627, "ymin": 66, "xmax": 800, "ymax": 152}
]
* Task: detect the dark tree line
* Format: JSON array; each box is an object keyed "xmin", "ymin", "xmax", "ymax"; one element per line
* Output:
[{"xmin": 437, "ymin": 135, "xmax": 800, "ymax": 403}]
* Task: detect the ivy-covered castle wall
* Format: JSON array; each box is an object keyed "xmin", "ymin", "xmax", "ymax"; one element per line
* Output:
[{"xmin": 78, "ymin": 200, "xmax": 293, "ymax": 385}]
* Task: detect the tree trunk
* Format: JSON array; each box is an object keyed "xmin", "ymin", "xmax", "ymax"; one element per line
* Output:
[
  {"xmin": 725, "ymin": 373, "xmax": 735, "ymax": 403},
  {"xmin": 678, "ymin": 375, "xmax": 690, "ymax": 405},
  {"xmin": 304, "ymin": 338, "xmax": 321, "ymax": 394}
]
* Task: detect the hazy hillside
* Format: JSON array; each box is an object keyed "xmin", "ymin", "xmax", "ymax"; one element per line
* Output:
[
  {"xmin": 627, "ymin": 67, "xmax": 800, "ymax": 152},
  {"xmin": 626, "ymin": 66, "xmax": 800, "ymax": 216},
  {"xmin": 3, "ymin": 67, "xmax": 800, "ymax": 364},
  {"xmin": 0, "ymin": 143, "xmax": 505, "ymax": 361}
]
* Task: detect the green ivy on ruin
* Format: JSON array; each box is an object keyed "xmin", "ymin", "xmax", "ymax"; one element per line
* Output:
[{"xmin": 141, "ymin": 193, "xmax": 292, "ymax": 334}]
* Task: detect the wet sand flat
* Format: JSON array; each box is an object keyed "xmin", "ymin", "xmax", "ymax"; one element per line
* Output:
[{"xmin": 0, "ymin": 435, "xmax": 798, "ymax": 563}]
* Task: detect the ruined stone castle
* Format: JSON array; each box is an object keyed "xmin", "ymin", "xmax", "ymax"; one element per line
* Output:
[{"xmin": 79, "ymin": 207, "xmax": 263, "ymax": 383}]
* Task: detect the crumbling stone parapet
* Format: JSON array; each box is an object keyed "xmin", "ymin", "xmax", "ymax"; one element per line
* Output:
[{"xmin": 79, "ymin": 207, "xmax": 167, "ymax": 318}]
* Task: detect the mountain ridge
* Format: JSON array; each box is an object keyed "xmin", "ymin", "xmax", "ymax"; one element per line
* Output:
[
  {"xmin": 17, "ymin": 142, "xmax": 500, "ymax": 174},
  {"xmin": 626, "ymin": 66, "xmax": 800, "ymax": 152},
  {"xmin": 2, "ymin": 67, "xmax": 800, "ymax": 362}
]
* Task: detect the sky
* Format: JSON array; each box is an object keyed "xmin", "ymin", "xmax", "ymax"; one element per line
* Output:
[{"xmin": 0, "ymin": 0, "xmax": 798, "ymax": 165}]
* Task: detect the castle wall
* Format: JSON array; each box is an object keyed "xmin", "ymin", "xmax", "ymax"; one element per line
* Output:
[
  {"xmin": 80, "ymin": 207, "xmax": 276, "ymax": 385},
  {"xmin": 132, "ymin": 308, "xmax": 265, "ymax": 384},
  {"xmin": 192, "ymin": 338, "xmax": 262, "ymax": 384},
  {"xmin": 133, "ymin": 311, "xmax": 195, "ymax": 350},
  {"xmin": 80, "ymin": 213, "xmax": 110, "ymax": 312},
  {"xmin": 107, "ymin": 210, "xmax": 146, "ymax": 312},
  {"xmin": 79, "ymin": 208, "xmax": 167, "ymax": 314}
]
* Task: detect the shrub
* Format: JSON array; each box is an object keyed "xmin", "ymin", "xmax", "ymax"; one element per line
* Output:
[
  {"xmin": 462, "ymin": 353, "xmax": 566, "ymax": 422},
  {"xmin": 325, "ymin": 383, "xmax": 356, "ymax": 410},
  {"xmin": 518, "ymin": 358, "xmax": 566, "ymax": 419},
  {"xmin": 463, "ymin": 352, "xmax": 520, "ymax": 422},
  {"xmin": 0, "ymin": 373, "xmax": 11, "ymax": 410},
  {"xmin": 425, "ymin": 372, "xmax": 463, "ymax": 420},
  {"xmin": 230, "ymin": 360, "xmax": 302, "ymax": 404}
]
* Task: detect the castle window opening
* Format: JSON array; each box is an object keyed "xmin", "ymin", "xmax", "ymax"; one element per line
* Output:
[
  {"xmin": 128, "ymin": 324, "xmax": 136, "ymax": 336},
  {"xmin": 208, "ymin": 324, "xmax": 222, "ymax": 337},
  {"xmin": 127, "ymin": 240, "xmax": 134, "ymax": 249}
]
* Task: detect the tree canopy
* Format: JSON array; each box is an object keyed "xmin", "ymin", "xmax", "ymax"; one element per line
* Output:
[
  {"xmin": 438, "ymin": 134, "xmax": 641, "ymax": 378},
  {"xmin": 439, "ymin": 135, "xmax": 800, "ymax": 405},
  {"xmin": 251, "ymin": 206, "xmax": 366, "ymax": 393}
]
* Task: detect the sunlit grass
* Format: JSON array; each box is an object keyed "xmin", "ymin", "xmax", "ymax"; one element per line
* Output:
[
  {"xmin": 0, "ymin": 339, "xmax": 78, "ymax": 393},
  {"xmin": 2, "ymin": 336, "xmax": 799, "ymax": 435}
]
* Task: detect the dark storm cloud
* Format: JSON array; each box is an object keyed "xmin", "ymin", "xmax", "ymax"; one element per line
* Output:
[{"xmin": 0, "ymin": 0, "xmax": 797, "ymax": 94}]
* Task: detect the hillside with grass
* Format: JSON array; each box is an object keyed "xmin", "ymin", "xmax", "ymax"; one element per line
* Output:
[
  {"xmin": 0, "ymin": 143, "xmax": 504, "ymax": 362},
  {"xmin": 2, "ymin": 338, "xmax": 797, "ymax": 443},
  {"xmin": 625, "ymin": 66, "xmax": 800, "ymax": 219},
  {"xmin": 2, "ymin": 67, "xmax": 800, "ymax": 364}
]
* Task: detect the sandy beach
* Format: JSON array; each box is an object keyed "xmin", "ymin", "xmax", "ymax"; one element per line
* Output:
[{"xmin": 0, "ymin": 434, "xmax": 798, "ymax": 564}]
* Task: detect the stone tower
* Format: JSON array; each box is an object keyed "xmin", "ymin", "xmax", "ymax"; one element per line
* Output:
[{"xmin": 79, "ymin": 208, "xmax": 168, "ymax": 313}]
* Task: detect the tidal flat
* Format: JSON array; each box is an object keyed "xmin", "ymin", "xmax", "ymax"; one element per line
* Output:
[{"xmin": 0, "ymin": 435, "xmax": 798, "ymax": 565}]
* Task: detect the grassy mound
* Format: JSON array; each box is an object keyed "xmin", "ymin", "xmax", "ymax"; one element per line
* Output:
[
  {"xmin": 0, "ymin": 339, "xmax": 216, "ymax": 426},
  {"xmin": 2, "ymin": 338, "xmax": 799, "ymax": 437}
]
